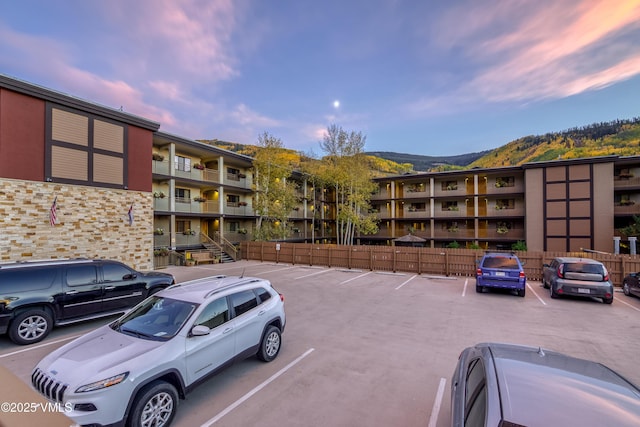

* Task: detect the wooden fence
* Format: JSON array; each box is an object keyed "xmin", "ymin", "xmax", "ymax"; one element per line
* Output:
[{"xmin": 241, "ymin": 242, "xmax": 640, "ymax": 286}]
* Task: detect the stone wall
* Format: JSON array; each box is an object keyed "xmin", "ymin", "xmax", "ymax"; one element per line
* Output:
[{"xmin": 0, "ymin": 178, "xmax": 154, "ymax": 270}]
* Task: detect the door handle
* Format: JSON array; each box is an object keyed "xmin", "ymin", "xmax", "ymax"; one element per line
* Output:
[
  {"xmin": 104, "ymin": 286, "xmax": 116, "ymax": 290},
  {"xmin": 65, "ymin": 290, "xmax": 78, "ymax": 295},
  {"xmin": 258, "ymin": 310, "xmax": 266, "ymax": 316},
  {"xmin": 223, "ymin": 327, "xmax": 233, "ymax": 334}
]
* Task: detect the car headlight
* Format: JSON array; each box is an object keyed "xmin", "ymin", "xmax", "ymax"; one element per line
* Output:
[{"xmin": 76, "ymin": 372, "xmax": 129, "ymax": 393}]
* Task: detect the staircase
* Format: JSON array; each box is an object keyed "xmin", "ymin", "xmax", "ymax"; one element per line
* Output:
[{"xmin": 200, "ymin": 233, "xmax": 238, "ymax": 263}]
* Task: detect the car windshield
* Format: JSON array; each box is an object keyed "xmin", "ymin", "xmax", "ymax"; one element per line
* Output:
[
  {"xmin": 110, "ymin": 296, "xmax": 196, "ymax": 341},
  {"xmin": 482, "ymin": 256, "xmax": 520, "ymax": 269}
]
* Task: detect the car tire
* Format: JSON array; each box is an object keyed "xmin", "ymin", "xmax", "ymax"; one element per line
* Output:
[
  {"xmin": 257, "ymin": 325, "xmax": 281, "ymax": 362},
  {"xmin": 129, "ymin": 380, "xmax": 178, "ymax": 427},
  {"xmin": 550, "ymin": 284, "xmax": 559, "ymax": 299},
  {"xmin": 603, "ymin": 297, "xmax": 613, "ymax": 305},
  {"xmin": 476, "ymin": 285, "xmax": 483, "ymax": 293},
  {"xmin": 542, "ymin": 278, "xmax": 549, "ymax": 289},
  {"xmin": 623, "ymin": 283, "xmax": 631, "ymax": 296},
  {"xmin": 8, "ymin": 309, "xmax": 53, "ymax": 345},
  {"xmin": 517, "ymin": 288, "xmax": 525, "ymax": 297}
]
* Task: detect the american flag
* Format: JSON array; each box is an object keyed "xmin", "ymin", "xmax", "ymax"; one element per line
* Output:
[
  {"xmin": 49, "ymin": 196, "xmax": 57, "ymax": 226},
  {"xmin": 128, "ymin": 203, "xmax": 134, "ymax": 226}
]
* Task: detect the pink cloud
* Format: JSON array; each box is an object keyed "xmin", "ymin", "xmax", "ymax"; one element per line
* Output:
[{"xmin": 426, "ymin": 0, "xmax": 640, "ymax": 107}]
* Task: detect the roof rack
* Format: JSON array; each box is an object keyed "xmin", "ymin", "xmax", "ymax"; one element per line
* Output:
[{"xmin": 204, "ymin": 278, "xmax": 263, "ymax": 299}]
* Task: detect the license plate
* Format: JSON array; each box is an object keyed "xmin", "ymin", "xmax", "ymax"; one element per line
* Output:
[
  {"xmin": 494, "ymin": 271, "xmax": 506, "ymax": 276},
  {"xmin": 578, "ymin": 288, "xmax": 590, "ymax": 294}
]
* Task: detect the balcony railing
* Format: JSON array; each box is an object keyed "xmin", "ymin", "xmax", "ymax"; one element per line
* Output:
[
  {"xmin": 614, "ymin": 203, "xmax": 640, "ymax": 215},
  {"xmin": 614, "ymin": 176, "xmax": 640, "ymax": 189}
]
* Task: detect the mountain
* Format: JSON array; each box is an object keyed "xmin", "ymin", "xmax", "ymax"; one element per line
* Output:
[
  {"xmin": 201, "ymin": 118, "xmax": 640, "ymax": 173},
  {"xmin": 364, "ymin": 151, "xmax": 490, "ymax": 172}
]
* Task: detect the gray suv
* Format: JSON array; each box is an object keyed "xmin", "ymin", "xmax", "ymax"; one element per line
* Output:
[
  {"xmin": 0, "ymin": 258, "xmax": 175, "ymax": 344},
  {"xmin": 451, "ymin": 342, "xmax": 640, "ymax": 426},
  {"xmin": 32, "ymin": 275, "xmax": 286, "ymax": 427},
  {"xmin": 542, "ymin": 257, "xmax": 614, "ymax": 304}
]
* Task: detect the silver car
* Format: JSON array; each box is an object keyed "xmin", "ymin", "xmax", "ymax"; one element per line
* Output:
[
  {"xmin": 31, "ymin": 275, "xmax": 286, "ymax": 427},
  {"xmin": 451, "ymin": 342, "xmax": 640, "ymax": 426},
  {"xmin": 542, "ymin": 257, "xmax": 614, "ymax": 304}
]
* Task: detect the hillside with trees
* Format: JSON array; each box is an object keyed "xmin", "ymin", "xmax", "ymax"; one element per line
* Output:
[{"xmin": 467, "ymin": 118, "xmax": 640, "ymax": 168}]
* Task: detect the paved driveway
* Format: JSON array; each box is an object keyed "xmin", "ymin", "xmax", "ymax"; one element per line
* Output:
[{"xmin": 1, "ymin": 260, "xmax": 639, "ymax": 427}]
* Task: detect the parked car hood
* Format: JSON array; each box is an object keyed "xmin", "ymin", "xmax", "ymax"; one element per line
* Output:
[{"xmin": 37, "ymin": 326, "xmax": 165, "ymax": 383}]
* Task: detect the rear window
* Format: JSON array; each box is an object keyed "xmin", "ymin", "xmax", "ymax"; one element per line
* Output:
[
  {"xmin": 565, "ymin": 263, "xmax": 604, "ymax": 275},
  {"xmin": 481, "ymin": 256, "xmax": 520, "ymax": 269}
]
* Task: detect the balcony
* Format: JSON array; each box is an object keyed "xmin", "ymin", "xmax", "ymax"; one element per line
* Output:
[
  {"xmin": 483, "ymin": 181, "xmax": 525, "ymax": 195},
  {"xmin": 483, "ymin": 206, "xmax": 525, "ymax": 217},
  {"xmin": 404, "ymin": 208, "xmax": 429, "ymax": 219},
  {"xmin": 225, "ymin": 203, "xmax": 254, "ymax": 216},
  {"xmin": 433, "ymin": 228, "xmax": 474, "ymax": 239},
  {"xmin": 614, "ymin": 203, "xmax": 640, "ymax": 215},
  {"xmin": 614, "ymin": 176, "xmax": 640, "ymax": 190},
  {"xmin": 371, "ymin": 188, "xmax": 392, "ymax": 200},
  {"xmin": 477, "ymin": 228, "xmax": 525, "ymax": 240}
]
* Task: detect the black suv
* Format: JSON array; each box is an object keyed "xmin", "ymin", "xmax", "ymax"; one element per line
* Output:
[{"xmin": 0, "ymin": 259, "xmax": 175, "ymax": 345}]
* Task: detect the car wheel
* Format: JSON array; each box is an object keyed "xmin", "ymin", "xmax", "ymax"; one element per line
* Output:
[
  {"xmin": 8, "ymin": 309, "xmax": 53, "ymax": 345},
  {"xmin": 476, "ymin": 285, "xmax": 483, "ymax": 293},
  {"xmin": 517, "ymin": 288, "xmax": 525, "ymax": 297},
  {"xmin": 550, "ymin": 284, "xmax": 559, "ymax": 299},
  {"xmin": 257, "ymin": 325, "xmax": 281, "ymax": 362},
  {"xmin": 603, "ymin": 297, "xmax": 613, "ymax": 304},
  {"xmin": 623, "ymin": 283, "xmax": 631, "ymax": 296},
  {"xmin": 129, "ymin": 381, "xmax": 178, "ymax": 427}
]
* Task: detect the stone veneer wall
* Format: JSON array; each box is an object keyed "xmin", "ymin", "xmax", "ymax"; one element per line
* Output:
[{"xmin": 0, "ymin": 178, "xmax": 154, "ymax": 271}]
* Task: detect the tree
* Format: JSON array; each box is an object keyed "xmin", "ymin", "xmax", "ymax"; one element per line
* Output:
[
  {"xmin": 317, "ymin": 125, "xmax": 378, "ymax": 245},
  {"xmin": 252, "ymin": 132, "xmax": 298, "ymax": 241}
]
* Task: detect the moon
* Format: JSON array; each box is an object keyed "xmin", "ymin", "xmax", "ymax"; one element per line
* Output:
[{"xmin": 333, "ymin": 100, "xmax": 340, "ymax": 109}]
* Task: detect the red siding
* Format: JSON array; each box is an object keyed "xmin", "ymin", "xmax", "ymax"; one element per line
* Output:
[
  {"xmin": 0, "ymin": 89, "xmax": 45, "ymax": 181},
  {"xmin": 127, "ymin": 125, "xmax": 152, "ymax": 191}
]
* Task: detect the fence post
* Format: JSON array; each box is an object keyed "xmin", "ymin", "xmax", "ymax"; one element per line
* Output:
[
  {"xmin": 418, "ymin": 249, "xmax": 422, "ymax": 275},
  {"xmin": 348, "ymin": 245, "xmax": 352, "ymax": 269},
  {"xmin": 292, "ymin": 244, "xmax": 296, "ymax": 265},
  {"xmin": 445, "ymin": 251, "xmax": 449, "ymax": 277},
  {"xmin": 328, "ymin": 246, "xmax": 332, "ymax": 268},
  {"xmin": 370, "ymin": 246, "xmax": 373, "ymax": 271}
]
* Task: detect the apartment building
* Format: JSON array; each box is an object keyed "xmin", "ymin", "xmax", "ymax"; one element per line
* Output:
[
  {"xmin": 367, "ymin": 155, "xmax": 640, "ymax": 254},
  {"xmin": 151, "ymin": 132, "xmax": 254, "ymax": 256},
  {"xmin": 2, "ymin": 74, "xmax": 639, "ymax": 261}
]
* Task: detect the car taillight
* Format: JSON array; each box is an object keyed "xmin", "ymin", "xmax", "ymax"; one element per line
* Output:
[
  {"xmin": 279, "ymin": 293, "xmax": 285, "ymax": 303},
  {"xmin": 476, "ymin": 268, "xmax": 482, "ymax": 276},
  {"xmin": 519, "ymin": 271, "xmax": 525, "ymax": 279},
  {"xmin": 557, "ymin": 264, "xmax": 564, "ymax": 279},
  {"xmin": 603, "ymin": 267, "xmax": 610, "ymax": 282}
]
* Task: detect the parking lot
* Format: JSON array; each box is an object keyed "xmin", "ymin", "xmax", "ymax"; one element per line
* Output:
[{"xmin": 2, "ymin": 259, "xmax": 640, "ymax": 427}]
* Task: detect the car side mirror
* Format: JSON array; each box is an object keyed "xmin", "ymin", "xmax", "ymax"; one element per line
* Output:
[
  {"xmin": 191, "ymin": 325, "xmax": 210, "ymax": 336},
  {"xmin": 542, "ymin": 263, "xmax": 550, "ymax": 268}
]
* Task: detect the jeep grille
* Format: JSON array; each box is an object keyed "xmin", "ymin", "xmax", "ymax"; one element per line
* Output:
[{"xmin": 31, "ymin": 368, "xmax": 67, "ymax": 403}]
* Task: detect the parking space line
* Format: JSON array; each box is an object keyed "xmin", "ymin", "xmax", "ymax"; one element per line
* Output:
[
  {"xmin": 340, "ymin": 271, "xmax": 372, "ymax": 284},
  {"xmin": 462, "ymin": 278, "xmax": 468, "ymax": 296},
  {"xmin": 615, "ymin": 296, "xmax": 640, "ymax": 312},
  {"xmin": 427, "ymin": 377, "xmax": 447, "ymax": 427},
  {"xmin": 395, "ymin": 275, "xmax": 417, "ymax": 290},
  {"xmin": 256, "ymin": 265, "xmax": 299, "ymax": 275},
  {"xmin": 0, "ymin": 334, "xmax": 80, "ymax": 359},
  {"xmin": 201, "ymin": 348, "xmax": 315, "ymax": 426},
  {"xmin": 527, "ymin": 283, "xmax": 547, "ymax": 306},
  {"xmin": 295, "ymin": 269, "xmax": 332, "ymax": 279}
]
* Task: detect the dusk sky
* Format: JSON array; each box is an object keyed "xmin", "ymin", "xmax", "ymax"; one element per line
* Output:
[{"xmin": 1, "ymin": 1, "xmax": 639, "ymax": 156}]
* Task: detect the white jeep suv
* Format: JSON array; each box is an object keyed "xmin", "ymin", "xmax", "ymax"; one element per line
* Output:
[{"xmin": 31, "ymin": 275, "xmax": 285, "ymax": 427}]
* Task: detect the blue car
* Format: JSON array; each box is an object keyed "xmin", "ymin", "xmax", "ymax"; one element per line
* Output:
[{"xmin": 476, "ymin": 252, "xmax": 526, "ymax": 297}]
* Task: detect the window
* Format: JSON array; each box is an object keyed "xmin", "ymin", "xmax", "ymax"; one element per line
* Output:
[
  {"xmin": 464, "ymin": 359, "xmax": 487, "ymax": 427},
  {"xmin": 495, "ymin": 199, "xmax": 514, "ymax": 210},
  {"xmin": 442, "ymin": 181, "xmax": 458, "ymax": 191},
  {"xmin": 176, "ymin": 220, "xmax": 191, "ymax": 233},
  {"xmin": 229, "ymin": 221, "xmax": 240, "ymax": 232},
  {"xmin": 46, "ymin": 105, "xmax": 127, "ymax": 189},
  {"xmin": 230, "ymin": 290, "xmax": 258, "ymax": 316},
  {"xmin": 227, "ymin": 194, "xmax": 240, "ymax": 206},
  {"xmin": 66, "ymin": 265, "xmax": 98, "ymax": 286},
  {"xmin": 175, "ymin": 156, "xmax": 191, "ymax": 172},
  {"xmin": 495, "ymin": 176, "xmax": 515, "ymax": 188},
  {"xmin": 194, "ymin": 298, "xmax": 230, "ymax": 329},
  {"xmin": 442, "ymin": 201, "xmax": 459, "ymax": 211},
  {"xmin": 255, "ymin": 287, "xmax": 272, "ymax": 303},
  {"xmin": 175, "ymin": 188, "xmax": 191, "ymax": 203},
  {"xmin": 0, "ymin": 268, "xmax": 57, "ymax": 293},
  {"xmin": 408, "ymin": 203, "xmax": 425, "ymax": 212},
  {"xmin": 227, "ymin": 167, "xmax": 240, "ymax": 181},
  {"xmin": 102, "ymin": 263, "xmax": 133, "ymax": 282}
]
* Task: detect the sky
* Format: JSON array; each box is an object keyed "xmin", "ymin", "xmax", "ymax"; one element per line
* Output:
[{"xmin": 1, "ymin": 0, "xmax": 639, "ymax": 156}]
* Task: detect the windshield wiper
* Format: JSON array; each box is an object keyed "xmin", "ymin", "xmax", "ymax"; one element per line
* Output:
[{"xmin": 120, "ymin": 327, "xmax": 155, "ymax": 339}]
